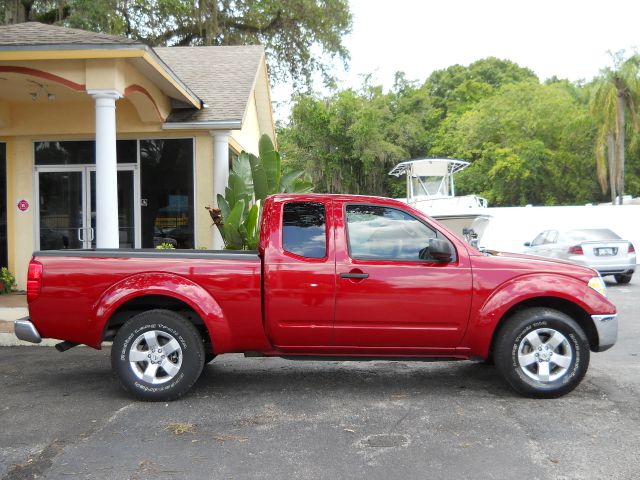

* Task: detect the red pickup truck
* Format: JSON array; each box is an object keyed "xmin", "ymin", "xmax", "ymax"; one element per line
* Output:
[{"xmin": 16, "ymin": 194, "xmax": 617, "ymax": 401}]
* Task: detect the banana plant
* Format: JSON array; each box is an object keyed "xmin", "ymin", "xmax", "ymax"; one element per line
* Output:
[{"xmin": 206, "ymin": 134, "xmax": 312, "ymax": 250}]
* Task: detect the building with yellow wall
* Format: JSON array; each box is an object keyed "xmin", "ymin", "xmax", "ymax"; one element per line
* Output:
[{"xmin": 0, "ymin": 22, "xmax": 275, "ymax": 288}]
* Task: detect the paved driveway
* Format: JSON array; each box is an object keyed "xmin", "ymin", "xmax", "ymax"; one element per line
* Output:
[{"xmin": 1, "ymin": 279, "xmax": 638, "ymax": 479}]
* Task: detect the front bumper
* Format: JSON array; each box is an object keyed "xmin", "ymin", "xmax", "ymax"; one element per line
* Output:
[
  {"xmin": 14, "ymin": 317, "xmax": 42, "ymax": 344},
  {"xmin": 592, "ymin": 314, "xmax": 617, "ymax": 352}
]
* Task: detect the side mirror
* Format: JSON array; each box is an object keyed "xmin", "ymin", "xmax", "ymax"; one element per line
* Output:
[
  {"xmin": 524, "ymin": 241, "xmax": 531, "ymax": 247},
  {"xmin": 420, "ymin": 238, "xmax": 453, "ymax": 262}
]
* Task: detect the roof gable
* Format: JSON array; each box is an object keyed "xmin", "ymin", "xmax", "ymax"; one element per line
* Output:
[{"xmin": 155, "ymin": 45, "xmax": 265, "ymax": 124}]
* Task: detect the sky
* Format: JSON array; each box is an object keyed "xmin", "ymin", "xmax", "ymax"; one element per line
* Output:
[{"xmin": 272, "ymin": 0, "xmax": 640, "ymax": 121}]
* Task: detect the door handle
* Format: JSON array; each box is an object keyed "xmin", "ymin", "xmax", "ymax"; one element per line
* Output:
[
  {"xmin": 340, "ymin": 272, "xmax": 369, "ymax": 279},
  {"xmin": 77, "ymin": 228, "xmax": 85, "ymax": 242}
]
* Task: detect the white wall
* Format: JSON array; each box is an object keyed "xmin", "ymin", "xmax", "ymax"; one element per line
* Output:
[{"xmin": 478, "ymin": 205, "xmax": 640, "ymax": 258}]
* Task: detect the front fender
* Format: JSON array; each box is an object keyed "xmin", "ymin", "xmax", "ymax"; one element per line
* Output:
[
  {"xmin": 87, "ymin": 272, "xmax": 233, "ymax": 352},
  {"xmin": 462, "ymin": 273, "xmax": 616, "ymax": 357}
]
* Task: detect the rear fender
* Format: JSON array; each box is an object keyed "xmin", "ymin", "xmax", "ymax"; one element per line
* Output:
[
  {"xmin": 463, "ymin": 273, "xmax": 615, "ymax": 357},
  {"xmin": 88, "ymin": 272, "xmax": 232, "ymax": 351}
]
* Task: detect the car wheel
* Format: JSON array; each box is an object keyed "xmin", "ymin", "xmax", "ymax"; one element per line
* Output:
[
  {"xmin": 614, "ymin": 274, "xmax": 632, "ymax": 284},
  {"xmin": 494, "ymin": 307, "xmax": 590, "ymax": 398},
  {"xmin": 111, "ymin": 309, "xmax": 205, "ymax": 401}
]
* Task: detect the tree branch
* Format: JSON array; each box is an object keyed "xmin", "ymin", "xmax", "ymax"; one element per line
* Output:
[{"xmin": 224, "ymin": 10, "xmax": 283, "ymax": 34}]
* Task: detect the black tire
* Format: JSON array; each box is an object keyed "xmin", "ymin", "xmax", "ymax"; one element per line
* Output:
[
  {"xmin": 111, "ymin": 309, "xmax": 205, "ymax": 401},
  {"xmin": 494, "ymin": 307, "xmax": 590, "ymax": 398},
  {"xmin": 614, "ymin": 274, "xmax": 632, "ymax": 284}
]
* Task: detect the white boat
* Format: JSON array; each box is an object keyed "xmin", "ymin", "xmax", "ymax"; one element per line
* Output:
[{"xmin": 388, "ymin": 158, "xmax": 491, "ymax": 244}]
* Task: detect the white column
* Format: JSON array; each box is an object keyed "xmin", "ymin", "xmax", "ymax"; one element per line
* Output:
[
  {"xmin": 89, "ymin": 89, "xmax": 121, "ymax": 248},
  {"xmin": 211, "ymin": 130, "xmax": 230, "ymax": 250}
]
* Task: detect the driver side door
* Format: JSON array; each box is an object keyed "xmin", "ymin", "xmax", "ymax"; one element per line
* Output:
[{"xmin": 333, "ymin": 203, "xmax": 473, "ymax": 351}]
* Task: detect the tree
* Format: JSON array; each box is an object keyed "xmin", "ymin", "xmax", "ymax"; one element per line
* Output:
[
  {"xmin": 589, "ymin": 52, "xmax": 640, "ymax": 204},
  {"xmin": 2, "ymin": 0, "xmax": 352, "ymax": 88},
  {"xmin": 279, "ymin": 77, "xmax": 437, "ymax": 197},
  {"xmin": 446, "ymin": 81, "xmax": 601, "ymax": 205},
  {"xmin": 424, "ymin": 57, "xmax": 538, "ymax": 117}
]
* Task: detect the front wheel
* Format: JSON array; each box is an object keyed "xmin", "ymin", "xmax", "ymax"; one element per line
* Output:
[
  {"xmin": 111, "ymin": 309, "xmax": 205, "ymax": 401},
  {"xmin": 494, "ymin": 307, "xmax": 590, "ymax": 398}
]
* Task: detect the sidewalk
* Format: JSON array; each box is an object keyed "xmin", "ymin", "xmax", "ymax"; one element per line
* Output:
[{"xmin": 0, "ymin": 293, "xmax": 55, "ymax": 346}]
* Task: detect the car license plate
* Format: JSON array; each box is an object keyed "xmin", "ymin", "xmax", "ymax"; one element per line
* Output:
[{"xmin": 596, "ymin": 248, "xmax": 614, "ymax": 256}]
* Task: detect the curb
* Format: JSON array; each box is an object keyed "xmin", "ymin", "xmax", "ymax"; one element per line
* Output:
[
  {"xmin": 0, "ymin": 332, "xmax": 58, "ymax": 347},
  {"xmin": 0, "ymin": 309, "xmax": 58, "ymax": 346}
]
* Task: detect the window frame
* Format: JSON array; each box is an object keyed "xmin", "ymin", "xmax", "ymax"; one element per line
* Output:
[
  {"xmin": 280, "ymin": 200, "xmax": 329, "ymax": 262},
  {"xmin": 343, "ymin": 203, "xmax": 457, "ymax": 263}
]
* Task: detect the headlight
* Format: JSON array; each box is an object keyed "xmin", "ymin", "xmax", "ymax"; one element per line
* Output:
[{"xmin": 588, "ymin": 276, "xmax": 607, "ymax": 297}]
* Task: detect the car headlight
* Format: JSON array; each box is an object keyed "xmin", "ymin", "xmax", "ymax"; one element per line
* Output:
[{"xmin": 588, "ymin": 276, "xmax": 607, "ymax": 297}]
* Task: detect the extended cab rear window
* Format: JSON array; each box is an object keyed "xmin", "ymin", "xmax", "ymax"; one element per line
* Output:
[{"xmin": 282, "ymin": 202, "xmax": 327, "ymax": 258}]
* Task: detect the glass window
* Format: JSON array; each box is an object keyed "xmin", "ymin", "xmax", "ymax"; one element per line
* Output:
[
  {"xmin": 544, "ymin": 230, "xmax": 558, "ymax": 244},
  {"xmin": 346, "ymin": 205, "xmax": 437, "ymax": 261},
  {"xmin": 282, "ymin": 202, "xmax": 326, "ymax": 258},
  {"xmin": 140, "ymin": 139, "xmax": 194, "ymax": 249},
  {"xmin": 531, "ymin": 231, "xmax": 547, "ymax": 247},
  {"xmin": 34, "ymin": 140, "xmax": 137, "ymax": 165}
]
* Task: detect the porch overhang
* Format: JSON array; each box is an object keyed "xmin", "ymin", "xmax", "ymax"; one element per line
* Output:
[{"xmin": 0, "ymin": 44, "xmax": 202, "ymax": 110}]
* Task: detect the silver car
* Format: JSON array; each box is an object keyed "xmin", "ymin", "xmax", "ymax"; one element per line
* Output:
[{"xmin": 524, "ymin": 228, "xmax": 636, "ymax": 283}]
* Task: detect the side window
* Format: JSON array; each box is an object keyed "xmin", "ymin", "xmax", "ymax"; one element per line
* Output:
[
  {"xmin": 282, "ymin": 202, "xmax": 327, "ymax": 259},
  {"xmin": 346, "ymin": 204, "xmax": 440, "ymax": 261},
  {"xmin": 545, "ymin": 230, "xmax": 558, "ymax": 244},
  {"xmin": 531, "ymin": 231, "xmax": 546, "ymax": 246}
]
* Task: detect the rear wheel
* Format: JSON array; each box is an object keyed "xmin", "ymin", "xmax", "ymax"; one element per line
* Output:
[
  {"xmin": 614, "ymin": 274, "xmax": 632, "ymax": 284},
  {"xmin": 494, "ymin": 307, "xmax": 589, "ymax": 398},
  {"xmin": 111, "ymin": 309, "xmax": 205, "ymax": 401}
]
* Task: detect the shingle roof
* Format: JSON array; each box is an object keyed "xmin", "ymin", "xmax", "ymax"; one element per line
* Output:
[
  {"xmin": 155, "ymin": 46, "xmax": 264, "ymax": 123},
  {"xmin": 0, "ymin": 22, "xmax": 141, "ymax": 47},
  {"xmin": 0, "ymin": 23, "xmax": 266, "ymax": 124}
]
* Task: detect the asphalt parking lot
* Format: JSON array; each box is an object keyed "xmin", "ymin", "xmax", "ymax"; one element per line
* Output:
[{"xmin": 1, "ymin": 278, "xmax": 639, "ymax": 480}]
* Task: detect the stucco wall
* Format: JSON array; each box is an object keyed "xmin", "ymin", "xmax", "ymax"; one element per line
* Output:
[{"xmin": 230, "ymin": 94, "xmax": 261, "ymax": 155}]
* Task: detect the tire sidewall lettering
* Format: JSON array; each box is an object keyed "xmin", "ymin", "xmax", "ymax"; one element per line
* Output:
[{"xmin": 507, "ymin": 316, "xmax": 584, "ymax": 391}]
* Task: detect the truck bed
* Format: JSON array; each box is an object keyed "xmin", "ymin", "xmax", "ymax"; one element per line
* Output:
[{"xmin": 29, "ymin": 249, "xmax": 266, "ymax": 351}]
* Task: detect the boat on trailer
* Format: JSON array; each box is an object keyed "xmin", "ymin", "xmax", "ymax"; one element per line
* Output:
[{"xmin": 388, "ymin": 158, "xmax": 491, "ymax": 245}]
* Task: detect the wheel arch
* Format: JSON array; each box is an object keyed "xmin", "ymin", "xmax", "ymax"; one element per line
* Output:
[
  {"xmin": 90, "ymin": 272, "xmax": 233, "ymax": 352},
  {"xmin": 488, "ymin": 296, "xmax": 599, "ymax": 358}
]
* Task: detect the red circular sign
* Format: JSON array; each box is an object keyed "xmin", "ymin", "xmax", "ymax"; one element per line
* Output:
[{"xmin": 17, "ymin": 199, "xmax": 29, "ymax": 212}]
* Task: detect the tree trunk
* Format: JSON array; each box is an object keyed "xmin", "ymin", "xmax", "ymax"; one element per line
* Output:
[
  {"xmin": 4, "ymin": 0, "xmax": 27, "ymax": 23},
  {"xmin": 607, "ymin": 133, "xmax": 617, "ymax": 204},
  {"xmin": 616, "ymin": 93, "xmax": 626, "ymax": 205}
]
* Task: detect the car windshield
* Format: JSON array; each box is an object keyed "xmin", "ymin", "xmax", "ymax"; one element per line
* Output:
[{"xmin": 565, "ymin": 229, "xmax": 621, "ymax": 242}]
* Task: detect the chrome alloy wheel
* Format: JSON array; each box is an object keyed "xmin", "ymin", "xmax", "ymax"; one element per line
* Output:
[
  {"xmin": 128, "ymin": 330, "xmax": 183, "ymax": 384},
  {"xmin": 517, "ymin": 328, "xmax": 573, "ymax": 382}
]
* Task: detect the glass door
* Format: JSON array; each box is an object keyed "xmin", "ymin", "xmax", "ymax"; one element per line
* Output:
[
  {"xmin": 37, "ymin": 166, "xmax": 139, "ymax": 250},
  {"xmin": 37, "ymin": 170, "xmax": 85, "ymax": 249}
]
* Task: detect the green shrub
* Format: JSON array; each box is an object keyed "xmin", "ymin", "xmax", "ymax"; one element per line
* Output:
[
  {"xmin": 155, "ymin": 243, "xmax": 176, "ymax": 250},
  {"xmin": 0, "ymin": 267, "xmax": 16, "ymax": 294}
]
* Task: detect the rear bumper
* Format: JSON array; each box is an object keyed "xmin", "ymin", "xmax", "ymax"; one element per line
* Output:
[
  {"xmin": 14, "ymin": 318, "xmax": 42, "ymax": 344},
  {"xmin": 596, "ymin": 267, "xmax": 635, "ymax": 276},
  {"xmin": 592, "ymin": 314, "xmax": 617, "ymax": 352}
]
